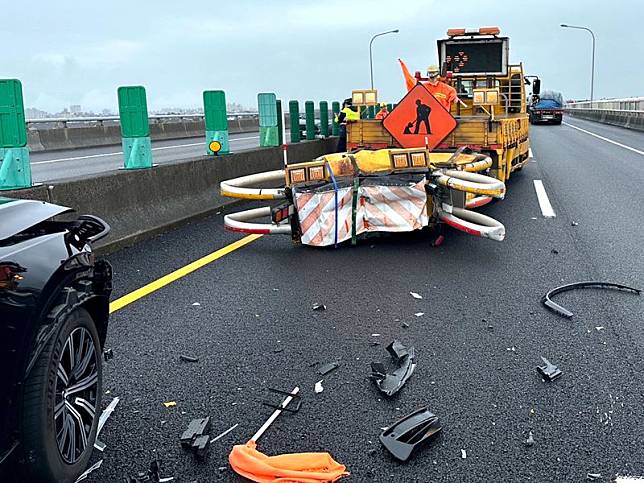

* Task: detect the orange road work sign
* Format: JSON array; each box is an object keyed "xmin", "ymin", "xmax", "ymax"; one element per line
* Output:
[{"xmin": 383, "ymin": 83, "xmax": 457, "ymax": 150}]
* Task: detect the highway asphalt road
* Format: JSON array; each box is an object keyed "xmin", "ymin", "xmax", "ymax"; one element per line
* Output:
[
  {"xmin": 30, "ymin": 132, "xmax": 266, "ymax": 183},
  {"xmin": 89, "ymin": 118, "xmax": 643, "ymax": 482}
]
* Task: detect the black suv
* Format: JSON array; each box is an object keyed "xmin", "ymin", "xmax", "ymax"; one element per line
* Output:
[{"xmin": 0, "ymin": 198, "xmax": 112, "ymax": 482}]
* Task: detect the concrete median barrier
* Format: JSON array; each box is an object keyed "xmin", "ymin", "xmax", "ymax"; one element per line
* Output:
[
  {"xmin": 28, "ymin": 118, "xmax": 261, "ymax": 152},
  {"xmin": 5, "ymin": 138, "xmax": 338, "ymax": 252},
  {"xmin": 565, "ymin": 109, "xmax": 644, "ymax": 132}
]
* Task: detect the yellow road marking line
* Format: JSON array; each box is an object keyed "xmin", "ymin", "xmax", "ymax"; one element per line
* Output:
[{"xmin": 109, "ymin": 234, "xmax": 262, "ymax": 314}]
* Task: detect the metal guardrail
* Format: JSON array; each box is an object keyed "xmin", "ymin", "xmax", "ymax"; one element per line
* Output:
[{"xmin": 26, "ymin": 112, "xmax": 259, "ymax": 128}]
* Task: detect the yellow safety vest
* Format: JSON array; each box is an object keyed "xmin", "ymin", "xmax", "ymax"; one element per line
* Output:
[{"xmin": 335, "ymin": 107, "xmax": 360, "ymax": 123}]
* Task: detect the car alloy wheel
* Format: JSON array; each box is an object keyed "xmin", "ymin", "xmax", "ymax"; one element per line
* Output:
[{"xmin": 54, "ymin": 326, "xmax": 99, "ymax": 464}]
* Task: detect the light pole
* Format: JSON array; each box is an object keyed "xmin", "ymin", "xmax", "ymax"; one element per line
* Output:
[
  {"xmin": 561, "ymin": 24, "xmax": 596, "ymax": 102},
  {"xmin": 369, "ymin": 29, "xmax": 399, "ymax": 89}
]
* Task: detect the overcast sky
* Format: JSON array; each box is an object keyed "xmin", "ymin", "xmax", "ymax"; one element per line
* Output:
[{"xmin": 1, "ymin": 0, "xmax": 641, "ymax": 112}]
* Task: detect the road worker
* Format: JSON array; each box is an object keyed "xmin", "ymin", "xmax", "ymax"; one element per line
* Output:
[
  {"xmin": 423, "ymin": 65, "xmax": 457, "ymax": 110},
  {"xmin": 375, "ymin": 102, "xmax": 389, "ymax": 120},
  {"xmin": 335, "ymin": 98, "xmax": 360, "ymax": 152}
]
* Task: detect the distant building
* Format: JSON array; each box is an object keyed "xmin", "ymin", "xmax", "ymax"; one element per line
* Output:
[{"xmin": 70, "ymin": 105, "xmax": 82, "ymax": 114}]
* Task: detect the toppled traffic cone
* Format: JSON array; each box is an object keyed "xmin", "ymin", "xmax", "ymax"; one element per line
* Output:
[{"xmin": 228, "ymin": 386, "xmax": 348, "ymax": 482}]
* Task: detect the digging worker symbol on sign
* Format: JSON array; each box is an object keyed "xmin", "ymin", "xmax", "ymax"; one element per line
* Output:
[{"xmin": 411, "ymin": 99, "xmax": 432, "ymax": 134}]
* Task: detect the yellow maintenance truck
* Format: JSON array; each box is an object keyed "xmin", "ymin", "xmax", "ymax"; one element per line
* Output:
[{"xmin": 348, "ymin": 27, "xmax": 530, "ymax": 182}]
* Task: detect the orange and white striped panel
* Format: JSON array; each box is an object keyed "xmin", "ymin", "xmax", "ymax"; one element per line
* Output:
[
  {"xmin": 360, "ymin": 181, "xmax": 428, "ymax": 233},
  {"xmin": 294, "ymin": 180, "xmax": 428, "ymax": 247},
  {"xmin": 295, "ymin": 187, "xmax": 361, "ymax": 246}
]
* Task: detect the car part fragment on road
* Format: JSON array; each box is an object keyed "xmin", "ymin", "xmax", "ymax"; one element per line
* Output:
[
  {"xmin": 537, "ymin": 357, "xmax": 562, "ymax": 381},
  {"xmin": 181, "ymin": 417, "xmax": 211, "ymax": 457},
  {"xmin": 163, "ymin": 401, "xmax": 176, "ymax": 408},
  {"xmin": 312, "ymin": 303, "xmax": 327, "ymax": 311},
  {"xmin": 74, "ymin": 459, "xmax": 103, "ymax": 482},
  {"xmin": 103, "ymin": 348, "xmax": 114, "ymax": 361},
  {"xmin": 125, "ymin": 459, "xmax": 174, "ymax": 482},
  {"xmin": 587, "ymin": 473, "xmax": 602, "ymax": 480},
  {"xmin": 262, "ymin": 387, "xmax": 302, "ymax": 413},
  {"xmin": 229, "ymin": 386, "xmax": 349, "ymax": 482},
  {"xmin": 94, "ymin": 397, "xmax": 120, "ymax": 451},
  {"xmin": 315, "ymin": 380, "xmax": 324, "ymax": 393},
  {"xmin": 410, "ymin": 292, "xmax": 423, "ymax": 299},
  {"xmin": 524, "ymin": 431, "xmax": 535, "ymax": 447},
  {"xmin": 318, "ymin": 362, "xmax": 340, "ymax": 375},
  {"xmin": 179, "ymin": 354, "xmax": 199, "ymax": 363},
  {"xmin": 542, "ymin": 281, "xmax": 641, "ymax": 319},
  {"xmin": 379, "ymin": 407, "xmax": 442, "ymax": 462},
  {"xmin": 371, "ymin": 340, "xmax": 417, "ymax": 396}
]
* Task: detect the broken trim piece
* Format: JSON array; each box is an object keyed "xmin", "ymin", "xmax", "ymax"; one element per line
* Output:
[
  {"xmin": 379, "ymin": 407, "xmax": 442, "ymax": 461},
  {"xmin": 439, "ymin": 207, "xmax": 505, "ymax": 241},
  {"xmin": 542, "ymin": 281, "xmax": 641, "ymax": 319},
  {"xmin": 371, "ymin": 340, "xmax": 416, "ymax": 396}
]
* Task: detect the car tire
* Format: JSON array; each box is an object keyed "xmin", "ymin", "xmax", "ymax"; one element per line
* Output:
[{"xmin": 20, "ymin": 307, "xmax": 102, "ymax": 483}]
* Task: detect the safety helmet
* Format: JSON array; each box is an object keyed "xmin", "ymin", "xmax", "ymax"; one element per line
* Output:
[
  {"xmin": 427, "ymin": 64, "xmax": 440, "ymax": 76},
  {"xmin": 380, "ymin": 102, "xmax": 387, "ymax": 108}
]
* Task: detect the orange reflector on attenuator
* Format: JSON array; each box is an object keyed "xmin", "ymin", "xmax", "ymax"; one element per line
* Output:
[{"xmin": 229, "ymin": 440, "xmax": 349, "ymax": 483}]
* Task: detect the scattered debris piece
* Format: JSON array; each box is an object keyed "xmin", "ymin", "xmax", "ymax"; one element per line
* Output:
[
  {"xmin": 273, "ymin": 348, "xmax": 284, "ymax": 353},
  {"xmin": 315, "ymin": 380, "xmax": 324, "ymax": 393},
  {"xmin": 163, "ymin": 401, "xmax": 177, "ymax": 408},
  {"xmin": 371, "ymin": 333, "xmax": 381, "ymax": 337},
  {"xmin": 371, "ymin": 340, "xmax": 416, "ymax": 396},
  {"xmin": 551, "ymin": 249, "xmax": 559, "ymax": 255},
  {"xmin": 414, "ymin": 312, "xmax": 424, "ymax": 317},
  {"xmin": 410, "ymin": 292, "xmax": 423, "ymax": 299},
  {"xmin": 524, "ymin": 431, "xmax": 535, "ymax": 447},
  {"xmin": 75, "ymin": 459, "xmax": 103, "ymax": 482},
  {"xmin": 595, "ymin": 326, "xmax": 605, "ymax": 331},
  {"xmin": 506, "ymin": 347, "xmax": 516, "ymax": 352},
  {"xmin": 379, "ymin": 407, "xmax": 442, "ymax": 462},
  {"xmin": 318, "ymin": 362, "xmax": 340, "ymax": 376},
  {"xmin": 211, "ymin": 423, "xmax": 239, "ymax": 444},
  {"xmin": 191, "ymin": 302, "xmax": 201, "ymax": 306},
  {"xmin": 461, "ymin": 449, "xmax": 467, "ymax": 459},
  {"xmin": 312, "ymin": 303, "xmax": 326, "ymax": 311},
  {"xmin": 179, "ymin": 354, "xmax": 199, "ymax": 363},
  {"xmin": 537, "ymin": 357, "xmax": 562, "ymax": 381},
  {"xmin": 181, "ymin": 417, "xmax": 211, "ymax": 458},
  {"xmin": 571, "ymin": 221, "xmax": 578, "ymax": 226},
  {"xmin": 370, "ymin": 341, "xmax": 381, "ymax": 346},
  {"xmin": 542, "ymin": 281, "xmax": 641, "ymax": 319},
  {"xmin": 94, "ymin": 397, "xmax": 120, "ymax": 451},
  {"xmin": 402, "ymin": 322, "xmax": 410, "ymax": 329},
  {"xmin": 229, "ymin": 386, "xmax": 349, "ymax": 481},
  {"xmin": 103, "ymin": 348, "xmax": 113, "ymax": 362},
  {"xmin": 126, "ymin": 460, "xmax": 174, "ymax": 483},
  {"xmin": 586, "ymin": 474, "xmax": 601, "ymax": 480},
  {"xmin": 262, "ymin": 387, "xmax": 302, "ymax": 413}
]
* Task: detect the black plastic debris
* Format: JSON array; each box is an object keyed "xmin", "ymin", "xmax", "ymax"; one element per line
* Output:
[
  {"xmin": 262, "ymin": 387, "xmax": 302, "ymax": 413},
  {"xmin": 537, "ymin": 357, "xmax": 562, "ymax": 381},
  {"xmin": 371, "ymin": 340, "xmax": 416, "ymax": 396},
  {"xmin": 550, "ymin": 249, "xmax": 559, "ymax": 255},
  {"xmin": 379, "ymin": 407, "xmax": 442, "ymax": 461},
  {"xmin": 312, "ymin": 303, "xmax": 327, "ymax": 311},
  {"xmin": 103, "ymin": 348, "xmax": 113, "ymax": 362},
  {"xmin": 318, "ymin": 362, "xmax": 339, "ymax": 376},
  {"xmin": 125, "ymin": 459, "xmax": 173, "ymax": 482},
  {"xmin": 542, "ymin": 281, "xmax": 641, "ymax": 319},
  {"xmin": 181, "ymin": 417, "xmax": 211, "ymax": 458},
  {"xmin": 179, "ymin": 354, "xmax": 199, "ymax": 363}
]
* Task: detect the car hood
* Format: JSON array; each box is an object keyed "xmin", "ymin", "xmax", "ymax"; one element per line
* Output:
[{"xmin": 0, "ymin": 198, "xmax": 73, "ymax": 240}]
